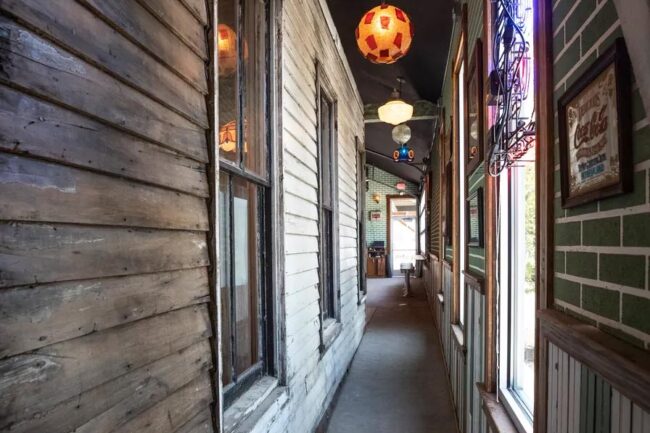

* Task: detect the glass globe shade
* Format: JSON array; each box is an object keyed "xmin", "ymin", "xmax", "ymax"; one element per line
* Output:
[
  {"xmin": 378, "ymin": 99, "xmax": 413, "ymax": 125},
  {"xmin": 392, "ymin": 123, "xmax": 412, "ymax": 145}
]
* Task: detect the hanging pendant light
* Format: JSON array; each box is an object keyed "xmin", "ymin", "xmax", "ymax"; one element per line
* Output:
[
  {"xmin": 393, "ymin": 144, "xmax": 415, "ymax": 163},
  {"xmin": 356, "ymin": 2, "xmax": 414, "ymax": 64},
  {"xmin": 378, "ymin": 78, "xmax": 413, "ymax": 125},
  {"xmin": 219, "ymin": 120, "xmax": 248, "ymax": 153},
  {"xmin": 217, "ymin": 24, "xmax": 249, "ymax": 77}
]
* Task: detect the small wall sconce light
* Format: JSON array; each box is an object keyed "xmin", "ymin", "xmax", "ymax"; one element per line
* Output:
[{"xmin": 372, "ymin": 193, "xmax": 381, "ymax": 203}]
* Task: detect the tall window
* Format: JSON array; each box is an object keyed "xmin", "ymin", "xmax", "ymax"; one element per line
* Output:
[
  {"xmin": 218, "ymin": 0, "xmax": 272, "ymax": 406},
  {"xmin": 317, "ymin": 70, "xmax": 338, "ymax": 325},
  {"xmin": 418, "ymin": 188, "xmax": 426, "ymax": 254},
  {"xmin": 498, "ymin": 148, "xmax": 536, "ymax": 423},
  {"xmin": 455, "ymin": 56, "xmax": 467, "ymax": 328},
  {"xmin": 493, "ymin": 0, "xmax": 537, "ymax": 428}
]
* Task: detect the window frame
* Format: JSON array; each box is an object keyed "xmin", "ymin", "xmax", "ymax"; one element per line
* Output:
[
  {"xmin": 497, "ymin": 157, "xmax": 536, "ymax": 433},
  {"xmin": 316, "ymin": 62, "xmax": 341, "ymax": 348},
  {"xmin": 452, "ymin": 23, "xmax": 468, "ymax": 332},
  {"xmin": 356, "ymin": 137, "xmax": 367, "ymax": 304},
  {"xmin": 216, "ymin": 0, "xmax": 278, "ymax": 409},
  {"xmin": 418, "ymin": 186, "xmax": 427, "ymax": 255}
]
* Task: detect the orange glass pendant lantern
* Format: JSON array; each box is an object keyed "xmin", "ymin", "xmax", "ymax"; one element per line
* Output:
[
  {"xmin": 219, "ymin": 120, "xmax": 248, "ymax": 153},
  {"xmin": 219, "ymin": 120, "xmax": 237, "ymax": 152},
  {"xmin": 355, "ymin": 3, "xmax": 414, "ymax": 64},
  {"xmin": 217, "ymin": 24, "xmax": 249, "ymax": 77}
]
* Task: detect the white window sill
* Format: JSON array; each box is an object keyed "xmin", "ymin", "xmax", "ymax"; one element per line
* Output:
[
  {"xmin": 321, "ymin": 318, "xmax": 342, "ymax": 353},
  {"xmin": 451, "ymin": 323, "xmax": 465, "ymax": 350},
  {"xmin": 498, "ymin": 388, "xmax": 533, "ymax": 433},
  {"xmin": 223, "ymin": 376, "xmax": 282, "ymax": 433}
]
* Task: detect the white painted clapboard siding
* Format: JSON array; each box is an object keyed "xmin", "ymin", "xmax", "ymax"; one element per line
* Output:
[{"xmin": 260, "ymin": 0, "xmax": 366, "ymax": 431}]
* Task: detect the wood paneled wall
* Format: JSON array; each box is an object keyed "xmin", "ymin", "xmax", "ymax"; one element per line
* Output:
[
  {"xmin": 546, "ymin": 343, "xmax": 650, "ymax": 433},
  {"xmin": 0, "ymin": 1, "xmax": 214, "ymax": 432}
]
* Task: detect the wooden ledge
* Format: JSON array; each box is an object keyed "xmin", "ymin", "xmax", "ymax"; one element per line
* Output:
[
  {"xmin": 451, "ymin": 323, "xmax": 466, "ymax": 353},
  {"xmin": 477, "ymin": 384, "xmax": 518, "ymax": 433},
  {"xmin": 462, "ymin": 270, "xmax": 485, "ymax": 294},
  {"xmin": 539, "ymin": 309, "xmax": 650, "ymax": 412}
]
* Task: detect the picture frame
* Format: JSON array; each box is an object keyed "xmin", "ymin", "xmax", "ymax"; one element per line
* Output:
[
  {"xmin": 558, "ymin": 38, "xmax": 633, "ymax": 208},
  {"xmin": 466, "ymin": 187, "xmax": 483, "ymax": 247},
  {"xmin": 466, "ymin": 38, "xmax": 484, "ymax": 174}
]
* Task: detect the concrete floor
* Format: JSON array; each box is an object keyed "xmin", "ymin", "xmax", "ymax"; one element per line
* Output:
[{"xmin": 324, "ymin": 277, "xmax": 459, "ymax": 433}]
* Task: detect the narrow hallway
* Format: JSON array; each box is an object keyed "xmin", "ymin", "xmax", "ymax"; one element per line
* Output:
[{"xmin": 324, "ymin": 278, "xmax": 458, "ymax": 433}]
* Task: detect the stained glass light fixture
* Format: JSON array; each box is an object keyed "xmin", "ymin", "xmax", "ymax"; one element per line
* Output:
[
  {"xmin": 219, "ymin": 120, "xmax": 248, "ymax": 153},
  {"xmin": 356, "ymin": 3, "xmax": 414, "ymax": 64},
  {"xmin": 378, "ymin": 78, "xmax": 413, "ymax": 125},
  {"xmin": 393, "ymin": 144, "xmax": 415, "ymax": 163},
  {"xmin": 217, "ymin": 24, "xmax": 238, "ymax": 77}
]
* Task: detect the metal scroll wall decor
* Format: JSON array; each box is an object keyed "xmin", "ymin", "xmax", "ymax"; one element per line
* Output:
[{"xmin": 487, "ymin": 0, "xmax": 536, "ymax": 176}]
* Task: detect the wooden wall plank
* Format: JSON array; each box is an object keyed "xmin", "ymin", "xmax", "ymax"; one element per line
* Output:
[
  {"xmin": 0, "ymin": 86, "xmax": 208, "ymax": 197},
  {"xmin": 0, "ymin": 306, "xmax": 211, "ymax": 430},
  {"xmin": 113, "ymin": 373, "xmax": 213, "ymax": 433},
  {"xmin": 0, "ymin": 154, "xmax": 209, "ymax": 230},
  {"xmin": 75, "ymin": 343, "xmax": 211, "ymax": 433},
  {"xmin": 5, "ymin": 340, "xmax": 211, "ymax": 433},
  {"xmin": 178, "ymin": 0, "xmax": 208, "ymax": 26},
  {"xmin": 0, "ymin": 0, "xmax": 208, "ymax": 127},
  {"xmin": 78, "ymin": 0, "xmax": 208, "ymax": 94},
  {"xmin": 0, "ymin": 223, "xmax": 209, "ymax": 288},
  {"xmin": 136, "ymin": 0, "xmax": 207, "ymax": 59},
  {"xmin": 0, "ymin": 19, "xmax": 208, "ymax": 162},
  {"xmin": 174, "ymin": 409, "xmax": 214, "ymax": 433},
  {"xmin": 0, "ymin": 268, "xmax": 209, "ymax": 357}
]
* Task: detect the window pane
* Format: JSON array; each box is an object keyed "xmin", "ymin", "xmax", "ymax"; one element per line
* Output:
[
  {"xmin": 512, "ymin": 149, "xmax": 536, "ymax": 412},
  {"xmin": 219, "ymin": 175, "xmax": 233, "ymax": 386},
  {"xmin": 233, "ymin": 178, "xmax": 260, "ymax": 375},
  {"xmin": 321, "ymin": 209, "xmax": 334, "ymax": 318},
  {"xmin": 320, "ymin": 94, "xmax": 332, "ymax": 207},
  {"xmin": 458, "ymin": 62, "xmax": 466, "ymax": 327},
  {"xmin": 218, "ymin": 0, "xmax": 239, "ymax": 164},
  {"xmin": 242, "ymin": 0, "xmax": 267, "ymax": 177}
]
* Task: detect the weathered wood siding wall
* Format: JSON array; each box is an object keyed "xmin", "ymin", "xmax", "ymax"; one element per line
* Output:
[
  {"xmin": 0, "ymin": 1, "xmax": 215, "ymax": 432},
  {"xmin": 236, "ymin": 0, "xmax": 365, "ymax": 431}
]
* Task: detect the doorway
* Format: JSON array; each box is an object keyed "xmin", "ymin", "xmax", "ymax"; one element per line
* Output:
[{"xmin": 386, "ymin": 196, "xmax": 417, "ymax": 275}]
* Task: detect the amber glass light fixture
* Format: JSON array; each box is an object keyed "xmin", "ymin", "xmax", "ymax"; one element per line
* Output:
[
  {"xmin": 378, "ymin": 78, "xmax": 413, "ymax": 125},
  {"xmin": 217, "ymin": 24, "xmax": 238, "ymax": 77},
  {"xmin": 219, "ymin": 120, "xmax": 248, "ymax": 153},
  {"xmin": 356, "ymin": 3, "xmax": 414, "ymax": 64}
]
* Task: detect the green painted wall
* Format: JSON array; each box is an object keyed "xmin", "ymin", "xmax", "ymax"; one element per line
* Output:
[
  {"xmin": 365, "ymin": 164, "xmax": 418, "ymax": 246},
  {"xmin": 552, "ymin": 0, "xmax": 650, "ymax": 350}
]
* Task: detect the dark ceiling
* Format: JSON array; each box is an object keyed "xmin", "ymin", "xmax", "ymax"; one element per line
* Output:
[{"xmin": 326, "ymin": 0, "xmax": 455, "ymax": 182}]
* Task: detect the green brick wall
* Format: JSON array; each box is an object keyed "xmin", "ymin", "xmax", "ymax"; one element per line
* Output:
[
  {"xmin": 552, "ymin": 0, "xmax": 650, "ymax": 350},
  {"xmin": 438, "ymin": 0, "xmax": 485, "ymax": 267},
  {"xmin": 365, "ymin": 164, "xmax": 418, "ymax": 246}
]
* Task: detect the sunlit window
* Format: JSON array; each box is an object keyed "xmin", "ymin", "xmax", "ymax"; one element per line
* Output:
[{"xmin": 498, "ymin": 147, "xmax": 536, "ymax": 421}]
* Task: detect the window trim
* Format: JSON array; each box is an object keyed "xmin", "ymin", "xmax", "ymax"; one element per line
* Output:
[
  {"xmin": 316, "ymin": 62, "xmax": 341, "ymax": 350},
  {"xmin": 497, "ymin": 157, "xmax": 536, "ymax": 433},
  {"xmin": 214, "ymin": 0, "xmax": 281, "ymax": 415},
  {"xmin": 356, "ymin": 137, "xmax": 367, "ymax": 304},
  {"xmin": 451, "ymin": 7, "xmax": 468, "ymax": 331}
]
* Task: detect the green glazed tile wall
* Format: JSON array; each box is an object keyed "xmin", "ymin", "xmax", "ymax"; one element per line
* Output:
[
  {"xmin": 552, "ymin": 0, "xmax": 650, "ymax": 349},
  {"xmin": 365, "ymin": 164, "xmax": 418, "ymax": 246}
]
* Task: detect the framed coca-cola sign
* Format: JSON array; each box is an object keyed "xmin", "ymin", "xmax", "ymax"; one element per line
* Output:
[{"xmin": 558, "ymin": 38, "xmax": 633, "ymax": 208}]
